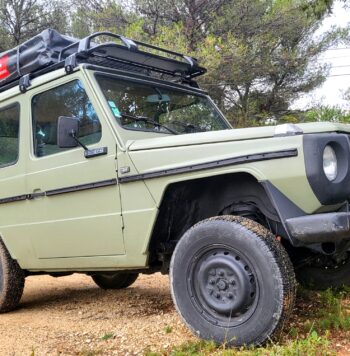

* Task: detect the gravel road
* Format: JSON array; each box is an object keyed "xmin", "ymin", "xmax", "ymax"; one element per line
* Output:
[
  {"xmin": 2, "ymin": 273, "xmax": 350, "ymax": 356},
  {"xmin": 0, "ymin": 273, "xmax": 195, "ymax": 356}
]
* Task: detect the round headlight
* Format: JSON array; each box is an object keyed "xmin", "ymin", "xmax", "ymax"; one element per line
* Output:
[{"xmin": 323, "ymin": 145, "xmax": 338, "ymax": 181}]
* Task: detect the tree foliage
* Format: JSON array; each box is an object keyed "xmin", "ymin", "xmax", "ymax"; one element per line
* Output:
[
  {"xmin": 0, "ymin": 0, "xmax": 348, "ymax": 127},
  {"xmin": 305, "ymin": 105, "xmax": 350, "ymax": 123},
  {"xmin": 197, "ymin": 0, "xmax": 345, "ymax": 126},
  {"xmin": 134, "ymin": 0, "xmax": 230, "ymax": 49},
  {"xmin": 0, "ymin": 0, "xmax": 69, "ymax": 49}
]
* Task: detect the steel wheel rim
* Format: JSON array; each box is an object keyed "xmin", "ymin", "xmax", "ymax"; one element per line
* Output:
[{"xmin": 187, "ymin": 243, "xmax": 259, "ymax": 327}]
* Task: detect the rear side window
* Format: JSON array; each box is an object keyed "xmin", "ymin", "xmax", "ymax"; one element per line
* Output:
[
  {"xmin": 0, "ymin": 104, "xmax": 20, "ymax": 167},
  {"xmin": 32, "ymin": 80, "xmax": 102, "ymax": 157}
]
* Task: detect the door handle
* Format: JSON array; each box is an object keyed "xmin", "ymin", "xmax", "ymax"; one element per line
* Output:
[{"xmin": 31, "ymin": 189, "xmax": 45, "ymax": 199}]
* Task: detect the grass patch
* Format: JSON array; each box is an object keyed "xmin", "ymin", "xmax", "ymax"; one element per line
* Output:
[
  {"xmin": 77, "ymin": 349, "xmax": 103, "ymax": 356},
  {"xmin": 148, "ymin": 287, "xmax": 350, "ymax": 356},
  {"xmin": 29, "ymin": 348, "xmax": 37, "ymax": 356},
  {"xmin": 256, "ymin": 331, "xmax": 332, "ymax": 356},
  {"xmin": 164, "ymin": 325, "xmax": 173, "ymax": 334},
  {"xmin": 304, "ymin": 288, "xmax": 350, "ymax": 332},
  {"xmin": 146, "ymin": 330, "xmax": 332, "ymax": 355},
  {"xmin": 101, "ymin": 332, "xmax": 114, "ymax": 341}
]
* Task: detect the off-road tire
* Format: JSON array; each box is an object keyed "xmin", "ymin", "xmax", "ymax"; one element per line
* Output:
[
  {"xmin": 170, "ymin": 215, "xmax": 296, "ymax": 346},
  {"xmin": 92, "ymin": 272, "xmax": 139, "ymax": 290},
  {"xmin": 297, "ymin": 256, "xmax": 350, "ymax": 291},
  {"xmin": 0, "ymin": 240, "xmax": 25, "ymax": 313}
]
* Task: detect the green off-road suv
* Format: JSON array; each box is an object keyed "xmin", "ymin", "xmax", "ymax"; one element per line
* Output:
[{"xmin": 0, "ymin": 29, "xmax": 349, "ymax": 346}]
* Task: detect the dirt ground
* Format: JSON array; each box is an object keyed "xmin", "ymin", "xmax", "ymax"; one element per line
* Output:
[
  {"xmin": 1, "ymin": 273, "xmax": 350, "ymax": 356},
  {"xmin": 0, "ymin": 273, "xmax": 195, "ymax": 356}
]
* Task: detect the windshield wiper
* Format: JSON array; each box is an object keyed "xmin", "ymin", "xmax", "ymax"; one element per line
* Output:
[
  {"xmin": 121, "ymin": 113, "xmax": 179, "ymax": 135},
  {"xmin": 170, "ymin": 120, "xmax": 204, "ymax": 133}
]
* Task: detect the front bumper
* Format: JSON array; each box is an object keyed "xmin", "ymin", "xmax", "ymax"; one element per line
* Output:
[{"xmin": 286, "ymin": 212, "xmax": 350, "ymax": 245}]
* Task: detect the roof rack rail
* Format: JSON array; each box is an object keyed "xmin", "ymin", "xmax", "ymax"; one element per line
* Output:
[
  {"xmin": 0, "ymin": 29, "xmax": 206, "ymax": 94},
  {"xmin": 59, "ymin": 31, "xmax": 206, "ymax": 80}
]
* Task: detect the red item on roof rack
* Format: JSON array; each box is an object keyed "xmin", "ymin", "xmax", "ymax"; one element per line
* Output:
[
  {"xmin": 0, "ymin": 29, "xmax": 74, "ymax": 88},
  {"xmin": 0, "ymin": 55, "xmax": 10, "ymax": 80}
]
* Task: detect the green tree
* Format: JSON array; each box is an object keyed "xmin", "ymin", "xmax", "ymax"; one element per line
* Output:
[
  {"xmin": 1, "ymin": 0, "xmax": 348, "ymax": 129},
  {"xmin": 304, "ymin": 105, "xmax": 350, "ymax": 123},
  {"xmin": 343, "ymin": 87, "xmax": 350, "ymax": 103},
  {"xmin": 197, "ymin": 0, "xmax": 345, "ymax": 127},
  {"xmin": 0, "ymin": 0, "xmax": 69, "ymax": 50},
  {"xmin": 122, "ymin": 0, "xmax": 347, "ymax": 127},
  {"xmin": 134, "ymin": 0, "xmax": 229, "ymax": 50},
  {"xmin": 71, "ymin": 0, "xmax": 135, "ymax": 37}
]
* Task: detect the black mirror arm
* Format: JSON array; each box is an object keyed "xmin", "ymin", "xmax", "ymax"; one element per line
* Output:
[{"xmin": 70, "ymin": 130, "xmax": 88, "ymax": 151}]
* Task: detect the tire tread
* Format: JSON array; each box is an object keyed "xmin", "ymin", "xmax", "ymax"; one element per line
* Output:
[
  {"xmin": 0, "ymin": 240, "xmax": 25, "ymax": 313},
  {"xmin": 170, "ymin": 215, "xmax": 296, "ymax": 346},
  {"xmin": 92, "ymin": 272, "xmax": 139, "ymax": 290}
]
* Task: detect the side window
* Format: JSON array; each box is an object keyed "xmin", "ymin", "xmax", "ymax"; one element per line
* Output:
[
  {"xmin": 32, "ymin": 80, "xmax": 102, "ymax": 157},
  {"xmin": 0, "ymin": 104, "xmax": 20, "ymax": 167}
]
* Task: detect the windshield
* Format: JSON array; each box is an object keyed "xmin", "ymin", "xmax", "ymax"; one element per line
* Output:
[{"xmin": 96, "ymin": 75, "xmax": 230, "ymax": 135}]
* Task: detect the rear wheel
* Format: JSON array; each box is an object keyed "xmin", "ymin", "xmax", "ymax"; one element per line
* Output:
[
  {"xmin": 170, "ymin": 216, "xmax": 296, "ymax": 346},
  {"xmin": 92, "ymin": 272, "xmax": 139, "ymax": 290},
  {"xmin": 0, "ymin": 240, "xmax": 25, "ymax": 313}
]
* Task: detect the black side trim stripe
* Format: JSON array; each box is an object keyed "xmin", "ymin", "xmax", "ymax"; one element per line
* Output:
[
  {"xmin": 0, "ymin": 194, "xmax": 28, "ymax": 204},
  {"xmin": 0, "ymin": 149, "xmax": 297, "ymax": 204},
  {"xmin": 46, "ymin": 178, "xmax": 117, "ymax": 196},
  {"xmin": 119, "ymin": 149, "xmax": 298, "ymax": 183},
  {"xmin": 0, "ymin": 178, "xmax": 118, "ymax": 205}
]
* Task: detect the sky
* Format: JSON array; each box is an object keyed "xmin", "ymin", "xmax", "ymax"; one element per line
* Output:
[{"xmin": 292, "ymin": 1, "xmax": 350, "ymax": 110}]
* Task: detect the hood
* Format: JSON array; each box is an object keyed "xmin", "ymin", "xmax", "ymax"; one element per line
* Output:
[{"xmin": 127, "ymin": 122, "xmax": 350, "ymax": 151}]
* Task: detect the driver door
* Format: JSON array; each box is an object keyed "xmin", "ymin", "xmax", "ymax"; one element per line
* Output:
[{"xmin": 24, "ymin": 77, "xmax": 124, "ymax": 268}]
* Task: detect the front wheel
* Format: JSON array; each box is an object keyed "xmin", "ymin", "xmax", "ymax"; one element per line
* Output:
[
  {"xmin": 170, "ymin": 216, "xmax": 296, "ymax": 346},
  {"xmin": 92, "ymin": 272, "xmax": 139, "ymax": 290}
]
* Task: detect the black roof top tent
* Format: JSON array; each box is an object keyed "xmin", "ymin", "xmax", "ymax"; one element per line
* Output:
[{"xmin": 0, "ymin": 29, "xmax": 206, "ymax": 94}]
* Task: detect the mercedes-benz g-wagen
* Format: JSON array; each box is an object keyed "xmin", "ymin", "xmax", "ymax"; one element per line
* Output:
[{"xmin": 0, "ymin": 29, "xmax": 350, "ymax": 346}]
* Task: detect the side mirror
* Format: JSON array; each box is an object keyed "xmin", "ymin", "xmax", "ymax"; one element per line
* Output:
[{"xmin": 57, "ymin": 116, "xmax": 80, "ymax": 148}]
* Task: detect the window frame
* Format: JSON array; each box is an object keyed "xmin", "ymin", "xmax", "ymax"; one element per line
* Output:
[
  {"xmin": 0, "ymin": 102, "xmax": 20, "ymax": 169},
  {"xmin": 94, "ymin": 72, "xmax": 231, "ymax": 135},
  {"xmin": 31, "ymin": 79, "xmax": 103, "ymax": 158}
]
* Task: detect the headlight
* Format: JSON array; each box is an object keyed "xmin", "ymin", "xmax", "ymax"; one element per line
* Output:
[{"xmin": 323, "ymin": 145, "xmax": 338, "ymax": 181}]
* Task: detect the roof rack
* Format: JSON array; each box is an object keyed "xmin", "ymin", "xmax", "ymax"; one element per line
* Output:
[
  {"xmin": 59, "ymin": 31, "xmax": 206, "ymax": 79},
  {"xmin": 0, "ymin": 29, "xmax": 206, "ymax": 94}
]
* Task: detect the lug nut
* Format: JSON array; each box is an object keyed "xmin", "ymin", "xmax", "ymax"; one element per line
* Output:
[
  {"xmin": 215, "ymin": 292, "xmax": 221, "ymax": 299},
  {"xmin": 209, "ymin": 278, "xmax": 215, "ymax": 285},
  {"xmin": 218, "ymin": 270, "xmax": 224, "ymax": 277},
  {"xmin": 230, "ymin": 279, "xmax": 236, "ymax": 285},
  {"xmin": 227, "ymin": 293, "xmax": 233, "ymax": 299}
]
